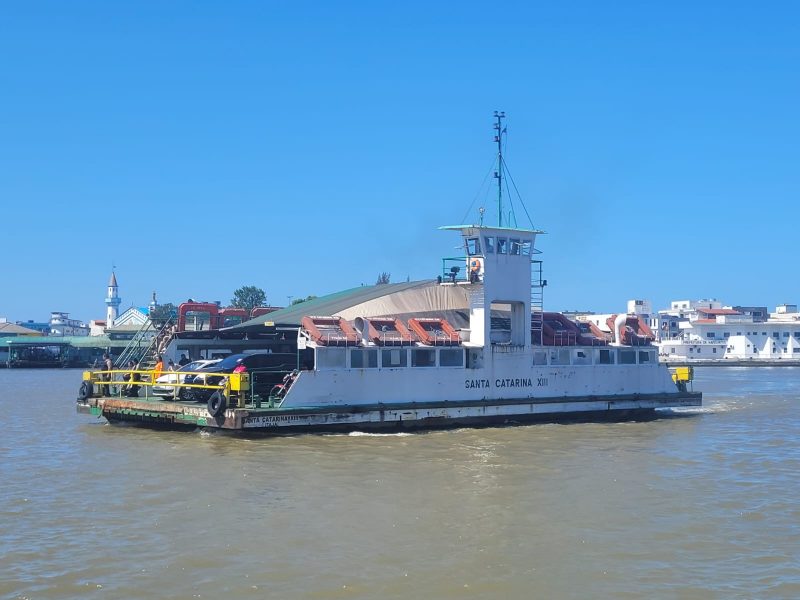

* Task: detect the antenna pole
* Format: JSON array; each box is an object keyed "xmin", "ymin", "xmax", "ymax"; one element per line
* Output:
[{"xmin": 493, "ymin": 111, "xmax": 506, "ymax": 227}]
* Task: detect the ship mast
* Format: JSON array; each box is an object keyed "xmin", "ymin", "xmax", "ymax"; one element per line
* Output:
[{"xmin": 493, "ymin": 110, "xmax": 506, "ymax": 227}]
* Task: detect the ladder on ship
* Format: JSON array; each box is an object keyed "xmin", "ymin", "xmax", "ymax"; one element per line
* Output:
[
  {"xmin": 531, "ymin": 259, "xmax": 544, "ymax": 346},
  {"xmin": 114, "ymin": 316, "xmax": 176, "ymax": 370}
]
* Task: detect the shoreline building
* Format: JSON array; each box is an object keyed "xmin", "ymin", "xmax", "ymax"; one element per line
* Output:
[
  {"xmin": 658, "ymin": 301, "xmax": 800, "ymax": 361},
  {"xmin": 49, "ymin": 312, "xmax": 89, "ymax": 337}
]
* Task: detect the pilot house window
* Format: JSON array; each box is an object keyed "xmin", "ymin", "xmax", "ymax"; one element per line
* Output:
[
  {"xmin": 466, "ymin": 238, "xmax": 481, "ymax": 255},
  {"xmin": 510, "ymin": 238, "xmax": 521, "ymax": 255},
  {"xmin": 484, "ymin": 236, "xmax": 495, "ymax": 253},
  {"xmin": 497, "ymin": 238, "xmax": 508, "ymax": 254}
]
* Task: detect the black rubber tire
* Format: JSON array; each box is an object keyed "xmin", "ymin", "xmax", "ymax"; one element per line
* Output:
[
  {"xmin": 176, "ymin": 387, "xmax": 186, "ymax": 402},
  {"xmin": 207, "ymin": 391, "xmax": 227, "ymax": 417},
  {"xmin": 77, "ymin": 381, "xmax": 93, "ymax": 401}
]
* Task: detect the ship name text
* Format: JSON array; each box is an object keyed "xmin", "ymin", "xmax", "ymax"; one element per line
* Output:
[{"xmin": 465, "ymin": 377, "xmax": 538, "ymax": 389}]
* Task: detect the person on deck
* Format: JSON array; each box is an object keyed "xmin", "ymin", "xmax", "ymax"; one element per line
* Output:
[
  {"xmin": 123, "ymin": 359, "xmax": 140, "ymax": 397},
  {"xmin": 178, "ymin": 354, "xmax": 190, "ymax": 367},
  {"xmin": 153, "ymin": 355, "xmax": 164, "ymax": 386},
  {"xmin": 101, "ymin": 353, "xmax": 113, "ymax": 396}
]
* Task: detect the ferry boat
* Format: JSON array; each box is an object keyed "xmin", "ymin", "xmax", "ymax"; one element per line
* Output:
[{"xmin": 76, "ymin": 114, "xmax": 700, "ymax": 432}]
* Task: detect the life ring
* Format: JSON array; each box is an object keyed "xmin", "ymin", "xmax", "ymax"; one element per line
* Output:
[
  {"xmin": 470, "ymin": 258, "xmax": 481, "ymax": 273},
  {"xmin": 207, "ymin": 391, "xmax": 227, "ymax": 417},
  {"xmin": 77, "ymin": 381, "xmax": 93, "ymax": 401}
]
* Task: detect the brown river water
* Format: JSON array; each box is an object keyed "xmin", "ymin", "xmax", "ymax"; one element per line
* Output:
[{"xmin": 1, "ymin": 368, "xmax": 799, "ymax": 599}]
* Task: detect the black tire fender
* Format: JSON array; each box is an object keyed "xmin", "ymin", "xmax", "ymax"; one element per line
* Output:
[
  {"xmin": 207, "ymin": 391, "xmax": 227, "ymax": 417},
  {"xmin": 78, "ymin": 381, "xmax": 93, "ymax": 401}
]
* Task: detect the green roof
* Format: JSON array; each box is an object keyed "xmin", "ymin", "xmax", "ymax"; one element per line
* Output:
[
  {"xmin": 225, "ymin": 280, "xmax": 435, "ymax": 331},
  {"xmin": 2, "ymin": 335, "xmax": 128, "ymax": 348}
]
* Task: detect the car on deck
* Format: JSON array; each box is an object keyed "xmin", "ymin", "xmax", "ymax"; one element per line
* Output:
[
  {"xmin": 152, "ymin": 359, "xmax": 221, "ymax": 399},
  {"xmin": 183, "ymin": 352, "xmax": 296, "ymax": 403}
]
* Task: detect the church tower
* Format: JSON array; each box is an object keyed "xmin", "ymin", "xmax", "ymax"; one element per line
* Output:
[{"xmin": 105, "ymin": 271, "xmax": 121, "ymax": 326}]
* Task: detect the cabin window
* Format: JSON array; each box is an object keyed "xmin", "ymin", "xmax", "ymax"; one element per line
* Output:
[
  {"xmin": 316, "ymin": 348, "xmax": 347, "ymax": 369},
  {"xmin": 484, "ymin": 237, "xmax": 495, "ymax": 253},
  {"xmin": 351, "ymin": 348, "xmax": 378, "ymax": 368},
  {"xmin": 411, "ymin": 349, "xmax": 436, "ymax": 367},
  {"xmin": 620, "ymin": 351, "xmax": 636, "ymax": 364},
  {"xmin": 521, "ymin": 241, "xmax": 532, "ymax": 256},
  {"xmin": 381, "ymin": 349, "xmax": 407, "ymax": 368},
  {"xmin": 185, "ymin": 310, "xmax": 212, "ymax": 331},
  {"xmin": 439, "ymin": 348, "xmax": 464, "ymax": 367},
  {"xmin": 497, "ymin": 238, "xmax": 508, "ymax": 254},
  {"xmin": 466, "ymin": 237, "xmax": 481, "ymax": 255},
  {"xmin": 510, "ymin": 238, "xmax": 521, "ymax": 255},
  {"xmin": 638, "ymin": 351, "xmax": 651, "ymax": 363},
  {"xmin": 550, "ymin": 348, "xmax": 570, "ymax": 365},
  {"xmin": 598, "ymin": 349, "xmax": 615, "ymax": 364},
  {"xmin": 573, "ymin": 349, "xmax": 591, "ymax": 365},
  {"xmin": 532, "ymin": 350, "xmax": 548, "ymax": 365}
]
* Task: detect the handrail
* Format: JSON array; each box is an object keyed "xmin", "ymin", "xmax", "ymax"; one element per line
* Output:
[{"xmin": 81, "ymin": 368, "xmax": 252, "ymax": 407}]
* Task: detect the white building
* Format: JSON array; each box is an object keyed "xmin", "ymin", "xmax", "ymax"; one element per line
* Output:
[
  {"xmin": 49, "ymin": 312, "xmax": 89, "ymax": 336},
  {"xmin": 659, "ymin": 303, "xmax": 800, "ymax": 361}
]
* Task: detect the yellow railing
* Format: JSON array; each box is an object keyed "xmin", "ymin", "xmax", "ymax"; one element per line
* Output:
[{"xmin": 80, "ymin": 369, "xmax": 251, "ymax": 407}]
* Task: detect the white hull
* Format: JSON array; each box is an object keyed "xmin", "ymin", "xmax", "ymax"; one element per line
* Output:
[
  {"xmin": 240, "ymin": 393, "xmax": 699, "ymax": 431},
  {"xmin": 280, "ymin": 358, "xmax": 681, "ymax": 408}
]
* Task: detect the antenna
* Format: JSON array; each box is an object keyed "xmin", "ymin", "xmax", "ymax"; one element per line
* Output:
[{"xmin": 493, "ymin": 111, "xmax": 506, "ymax": 227}]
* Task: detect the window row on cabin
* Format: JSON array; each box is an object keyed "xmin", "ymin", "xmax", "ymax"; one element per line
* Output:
[
  {"xmin": 533, "ymin": 348, "xmax": 656, "ymax": 366},
  {"xmin": 708, "ymin": 331, "xmax": 800, "ymax": 338},
  {"xmin": 466, "ymin": 237, "xmax": 532, "ymax": 257},
  {"xmin": 316, "ymin": 346, "xmax": 658, "ymax": 369},
  {"xmin": 316, "ymin": 347, "xmax": 466, "ymax": 370}
]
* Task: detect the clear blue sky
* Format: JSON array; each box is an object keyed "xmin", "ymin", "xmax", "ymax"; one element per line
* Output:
[{"xmin": 2, "ymin": 1, "xmax": 798, "ymax": 322}]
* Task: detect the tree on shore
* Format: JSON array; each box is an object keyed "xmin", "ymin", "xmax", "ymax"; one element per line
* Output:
[
  {"xmin": 230, "ymin": 286, "xmax": 267, "ymax": 312},
  {"xmin": 376, "ymin": 272, "xmax": 391, "ymax": 285},
  {"xmin": 149, "ymin": 302, "xmax": 177, "ymax": 325},
  {"xmin": 291, "ymin": 295, "xmax": 318, "ymax": 306}
]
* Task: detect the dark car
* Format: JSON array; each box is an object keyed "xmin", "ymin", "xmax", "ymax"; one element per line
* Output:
[{"xmin": 185, "ymin": 352, "xmax": 296, "ymax": 403}]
